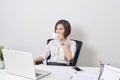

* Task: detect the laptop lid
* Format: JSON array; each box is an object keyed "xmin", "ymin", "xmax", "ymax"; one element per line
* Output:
[{"xmin": 2, "ymin": 49, "xmax": 50, "ymax": 80}]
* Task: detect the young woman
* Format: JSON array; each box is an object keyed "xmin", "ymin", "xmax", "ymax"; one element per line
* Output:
[{"xmin": 34, "ymin": 19, "xmax": 76, "ymax": 66}]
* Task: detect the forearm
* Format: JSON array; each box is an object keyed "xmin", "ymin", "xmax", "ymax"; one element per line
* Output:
[{"xmin": 62, "ymin": 44, "xmax": 72, "ymax": 61}]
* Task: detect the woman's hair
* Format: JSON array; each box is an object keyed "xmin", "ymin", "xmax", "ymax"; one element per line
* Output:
[{"xmin": 55, "ymin": 19, "xmax": 71, "ymax": 38}]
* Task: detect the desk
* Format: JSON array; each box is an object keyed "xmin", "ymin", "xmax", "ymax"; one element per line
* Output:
[{"xmin": 0, "ymin": 65, "xmax": 100, "ymax": 80}]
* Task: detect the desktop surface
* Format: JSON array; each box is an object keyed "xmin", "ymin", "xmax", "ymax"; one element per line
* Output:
[{"xmin": 0, "ymin": 65, "xmax": 100, "ymax": 80}]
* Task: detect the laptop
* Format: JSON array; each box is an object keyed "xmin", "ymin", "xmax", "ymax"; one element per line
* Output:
[{"xmin": 2, "ymin": 49, "xmax": 51, "ymax": 80}]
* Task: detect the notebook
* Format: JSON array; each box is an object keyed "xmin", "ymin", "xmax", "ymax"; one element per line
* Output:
[{"xmin": 2, "ymin": 49, "xmax": 51, "ymax": 80}]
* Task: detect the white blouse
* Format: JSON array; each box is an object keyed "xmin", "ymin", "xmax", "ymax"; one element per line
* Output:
[{"xmin": 39, "ymin": 39, "xmax": 76, "ymax": 64}]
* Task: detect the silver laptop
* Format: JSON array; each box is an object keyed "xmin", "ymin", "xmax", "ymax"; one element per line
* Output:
[{"xmin": 2, "ymin": 49, "xmax": 51, "ymax": 80}]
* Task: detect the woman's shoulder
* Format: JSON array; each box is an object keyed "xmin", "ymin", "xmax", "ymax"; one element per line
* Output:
[{"xmin": 47, "ymin": 39, "xmax": 58, "ymax": 45}]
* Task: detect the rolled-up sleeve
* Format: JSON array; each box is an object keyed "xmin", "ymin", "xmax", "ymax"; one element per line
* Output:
[{"xmin": 39, "ymin": 42, "xmax": 52, "ymax": 60}]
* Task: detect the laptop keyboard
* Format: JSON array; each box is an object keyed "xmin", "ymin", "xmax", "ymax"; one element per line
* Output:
[{"xmin": 35, "ymin": 73, "xmax": 41, "ymax": 77}]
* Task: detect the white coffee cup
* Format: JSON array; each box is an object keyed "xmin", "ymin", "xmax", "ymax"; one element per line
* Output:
[{"xmin": 52, "ymin": 33, "xmax": 58, "ymax": 39}]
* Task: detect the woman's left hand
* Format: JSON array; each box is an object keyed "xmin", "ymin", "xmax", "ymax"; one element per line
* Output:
[{"xmin": 58, "ymin": 34, "xmax": 66, "ymax": 45}]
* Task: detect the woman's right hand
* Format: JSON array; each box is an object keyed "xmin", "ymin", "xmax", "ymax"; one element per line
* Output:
[
  {"xmin": 33, "ymin": 57, "xmax": 44, "ymax": 65},
  {"xmin": 33, "ymin": 59, "xmax": 36, "ymax": 65}
]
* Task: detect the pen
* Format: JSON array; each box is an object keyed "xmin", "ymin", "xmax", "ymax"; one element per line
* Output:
[{"xmin": 70, "ymin": 72, "xmax": 77, "ymax": 80}]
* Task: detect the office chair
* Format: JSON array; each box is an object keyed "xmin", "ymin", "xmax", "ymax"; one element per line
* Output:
[{"xmin": 36, "ymin": 39, "xmax": 82, "ymax": 66}]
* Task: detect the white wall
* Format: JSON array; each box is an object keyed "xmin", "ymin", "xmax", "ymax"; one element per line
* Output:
[{"xmin": 0, "ymin": 0, "xmax": 120, "ymax": 67}]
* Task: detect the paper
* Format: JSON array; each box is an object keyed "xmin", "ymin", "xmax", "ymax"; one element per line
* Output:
[
  {"xmin": 50, "ymin": 68, "xmax": 74, "ymax": 78},
  {"xmin": 100, "ymin": 65, "xmax": 120, "ymax": 80},
  {"xmin": 71, "ymin": 72, "xmax": 99, "ymax": 80},
  {"xmin": 42, "ymin": 66, "xmax": 75, "ymax": 79}
]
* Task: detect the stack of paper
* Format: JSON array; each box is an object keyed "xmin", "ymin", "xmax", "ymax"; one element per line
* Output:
[{"xmin": 71, "ymin": 72, "xmax": 99, "ymax": 80}]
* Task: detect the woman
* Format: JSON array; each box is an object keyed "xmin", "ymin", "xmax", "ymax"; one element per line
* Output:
[{"xmin": 34, "ymin": 19, "xmax": 76, "ymax": 66}]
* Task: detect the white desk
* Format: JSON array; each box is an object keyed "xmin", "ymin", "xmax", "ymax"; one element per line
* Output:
[{"xmin": 0, "ymin": 65, "xmax": 100, "ymax": 80}]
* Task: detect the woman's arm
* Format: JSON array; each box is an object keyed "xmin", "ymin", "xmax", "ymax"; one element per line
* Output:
[
  {"xmin": 58, "ymin": 34, "xmax": 74, "ymax": 61},
  {"xmin": 34, "ymin": 56, "xmax": 44, "ymax": 64},
  {"xmin": 62, "ymin": 43, "xmax": 72, "ymax": 61},
  {"xmin": 61, "ymin": 40, "xmax": 76, "ymax": 61},
  {"xmin": 63, "ymin": 45, "xmax": 72, "ymax": 61},
  {"xmin": 34, "ymin": 41, "xmax": 52, "ymax": 64}
]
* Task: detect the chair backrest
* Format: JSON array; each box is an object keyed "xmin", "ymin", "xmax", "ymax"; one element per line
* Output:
[{"xmin": 47, "ymin": 39, "xmax": 82, "ymax": 66}]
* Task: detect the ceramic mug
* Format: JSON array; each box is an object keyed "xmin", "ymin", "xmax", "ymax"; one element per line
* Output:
[{"xmin": 52, "ymin": 33, "xmax": 58, "ymax": 39}]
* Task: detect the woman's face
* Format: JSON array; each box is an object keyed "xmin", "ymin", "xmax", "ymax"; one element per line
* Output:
[{"xmin": 55, "ymin": 24, "xmax": 65, "ymax": 36}]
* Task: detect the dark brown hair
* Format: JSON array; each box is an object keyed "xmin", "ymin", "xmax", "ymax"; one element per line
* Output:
[{"xmin": 55, "ymin": 19, "xmax": 71, "ymax": 38}]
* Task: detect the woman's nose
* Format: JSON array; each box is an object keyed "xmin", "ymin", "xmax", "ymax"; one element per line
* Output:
[{"xmin": 56, "ymin": 30, "xmax": 60, "ymax": 33}]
